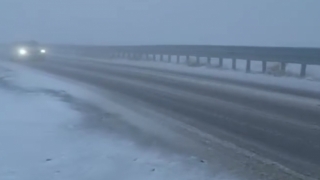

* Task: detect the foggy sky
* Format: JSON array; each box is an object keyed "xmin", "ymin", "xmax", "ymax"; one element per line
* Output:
[{"xmin": 1, "ymin": 0, "xmax": 320, "ymax": 47}]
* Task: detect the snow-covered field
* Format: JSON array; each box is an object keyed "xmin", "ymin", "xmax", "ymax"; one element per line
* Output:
[{"xmin": 0, "ymin": 62, "xmax": 217, "ymax": 180}]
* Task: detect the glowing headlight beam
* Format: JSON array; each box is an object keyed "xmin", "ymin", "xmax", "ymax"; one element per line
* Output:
[
  {"xmin": 19, "ymin": 49, "xmax": 27, "ymax": 55},
  {"xmin": 40, "ymin": 49, "xmax": 46, "ymax": 53}
]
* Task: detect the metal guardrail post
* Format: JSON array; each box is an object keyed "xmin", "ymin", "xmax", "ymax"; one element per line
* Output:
[
  {"xmin": 186, "ymin": 55, "xmax": 190, "ymax": 64},
  {"xmin": 219, "ymin": 58, "xmax": 223, "ymax": 67},
  {"xmin": 281, "ymin": 62, "xmax": 286, "ymax": 72},
  {"xmin": 232, "ymin": 58, "xmax": 236, "ymax": 70},
  {"xmin": 300, "ymin": 64, "xmax": 307, "ymax": 77},
  {"xmin": 246, "ymin": 59, "xmax": 251, "ymax": 73},
  {"xmin": 145, "ymin": 53, "xmax": 149, "ymax": 60},
  {"xmin": 153, "ymin": 54, "xmax": 156, "ymax": 61},
  {"xmin": 177, "ymin": 55, "xmax": 180, "ymax": 63},
  {"xmin": 262, "ymin": 61, "xmax": 267, "ymax": 73},
  {"xmin": 196, "ymin": 56, "xmax": 200, "ymax": 65},
  {"xmin": 207, "ymin": 57, "xmax": 211, "ymax": 64},
  {"xmin": 168, "ymin": 55, "xmax": 172, "ymax": 62}
]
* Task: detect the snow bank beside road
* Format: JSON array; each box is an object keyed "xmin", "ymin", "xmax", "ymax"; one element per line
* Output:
[{"xmin": 0, "ymin": 63, "xmax": 217, "ymax": 180}]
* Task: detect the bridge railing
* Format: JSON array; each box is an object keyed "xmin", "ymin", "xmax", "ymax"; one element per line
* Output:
[{"xmin": 49, "ymin": 44, "xmax": 320, "ymax": 77}]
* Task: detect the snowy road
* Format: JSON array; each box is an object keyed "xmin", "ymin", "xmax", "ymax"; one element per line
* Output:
[{"xmin": 2, "ymin": 56, "xmax": 320, "ymax": 180}]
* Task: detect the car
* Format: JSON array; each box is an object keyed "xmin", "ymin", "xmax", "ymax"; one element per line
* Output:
[{"xmin": 10, "ymin": 41, "xmax": 46, "ymax": 61}]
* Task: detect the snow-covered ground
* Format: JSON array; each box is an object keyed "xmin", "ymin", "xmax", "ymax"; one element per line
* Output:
[
  {"xmin": 0, "ymin": 62, "xmax": 219, "ymax": 180},
  {"xmin": 55, "ymin": 54, "xmax": 320, "ymax": 93}
]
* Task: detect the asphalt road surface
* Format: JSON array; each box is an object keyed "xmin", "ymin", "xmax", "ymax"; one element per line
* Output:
[{"xmin": 23, "ymin": 56, "xmax": 320, "ymax": 179}]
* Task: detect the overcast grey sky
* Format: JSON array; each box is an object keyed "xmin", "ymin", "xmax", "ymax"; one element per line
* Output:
[{"xmin": 0, "ymin": 0, "xmax": 320, "ymax": 47}]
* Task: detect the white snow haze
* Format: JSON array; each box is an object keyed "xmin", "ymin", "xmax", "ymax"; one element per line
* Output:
[{"xmin": 0, "ymin": 0, "xmax": 320, "ymax": 47}]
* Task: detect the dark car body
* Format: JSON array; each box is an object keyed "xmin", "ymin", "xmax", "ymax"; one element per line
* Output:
[{"xmin": 10, "ymin": 41, "xmax": 46, "ymax": 61}]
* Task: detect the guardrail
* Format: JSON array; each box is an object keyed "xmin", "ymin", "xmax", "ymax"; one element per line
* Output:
[{"xmin": 50, "ymin": 44, "xmax": 320, "ymax": 77}]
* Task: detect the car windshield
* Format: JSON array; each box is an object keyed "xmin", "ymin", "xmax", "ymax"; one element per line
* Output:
[{"xmin": 1, "ymin": 1, "xmax": 320, "ymax": 180}]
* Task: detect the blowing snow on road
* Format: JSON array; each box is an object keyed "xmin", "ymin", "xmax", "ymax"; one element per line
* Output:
[
  {"xmin": 0, "ymin": 61, "xmax": 219, "ymax": 180},
  {"xmin": 1, "ymin": 56, "xmax": 320, "ymax": 180},
  {"xmin": 1, "ymin": 1, "xmax": 320, "ymax": 179}
]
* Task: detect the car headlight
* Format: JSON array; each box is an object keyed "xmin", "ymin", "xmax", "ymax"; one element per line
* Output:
[
  {"xmin": 40, "ymin": 49, "xmax": 46, "ymax": 53},
  {"xmin": 19, "ymin": 49, "xmax": 27, "ymax": 55}
]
